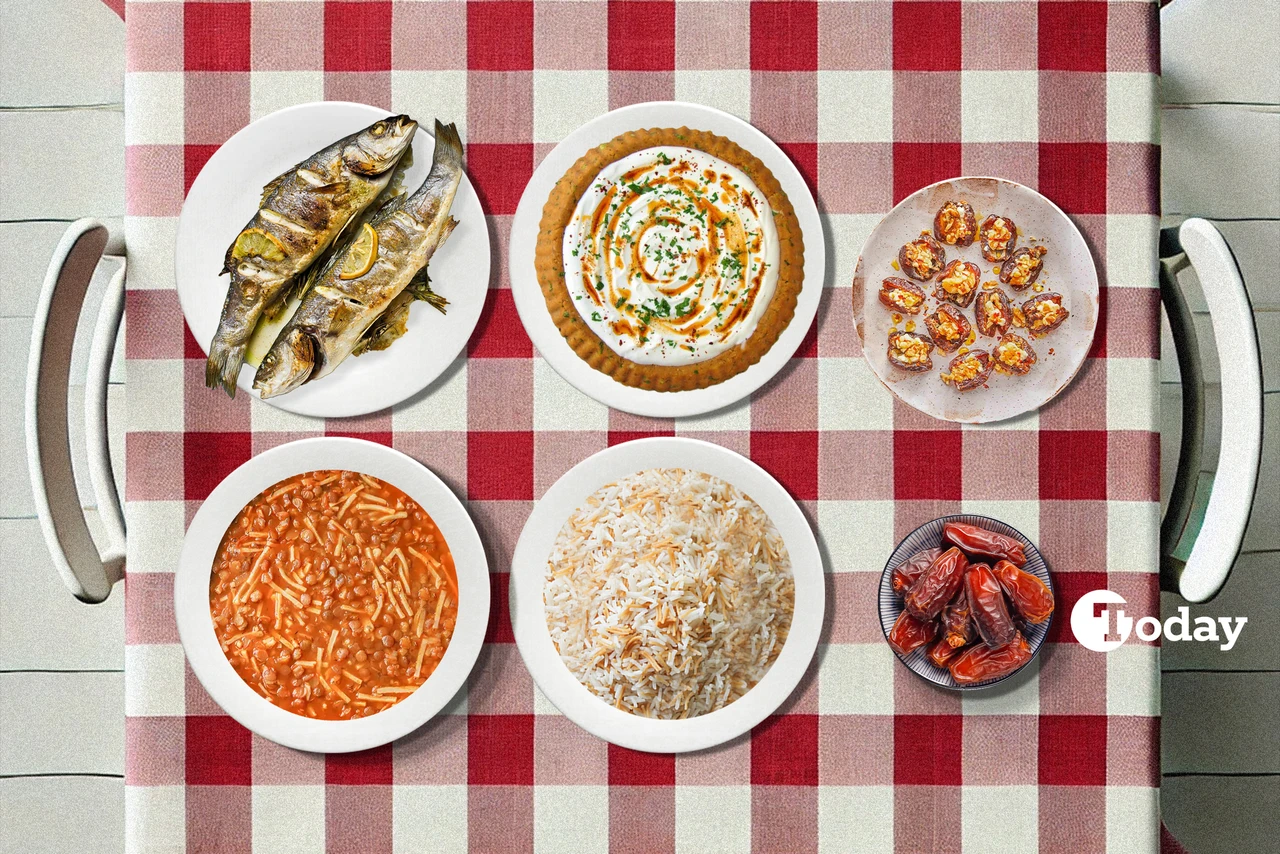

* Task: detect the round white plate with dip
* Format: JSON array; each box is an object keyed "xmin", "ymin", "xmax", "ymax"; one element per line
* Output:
[
  {"xmin": 176, "ymin": 102, "xmax": 490, "ymax": 418},
  {"xmin": 174, "ymin": 437, "xmax": 490, "ymax": 753},
  {"xmin": 852, "ymin": 176, "xmax": 1099, "ymax": 424},
  {"xmin": 509, "ymin": 437, "xmax": 824, "ymax": 753},
  {"xmin": 509, "ymin": 101, "xmax": 825, "ymax": 419}
]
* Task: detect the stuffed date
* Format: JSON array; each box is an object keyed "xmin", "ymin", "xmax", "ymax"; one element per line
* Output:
[
  {"xmin": 887, "ymin": 329, "xmax": 934, "ymax": 372},
  {"xmin": 933, "ymin": 200, "xmax": 977, "ymax": 247},
  {"xmin": 965, "ymin": 563, "xmax": 1017, "ymax": 648},
  {"xmin": 950, "ymin": 632, "xmax": 1032, "ymax": 685},
  {"xmin": 892, "ymin": 547, "xmax": 945, "ymax": 596},
  {"xmin": 975, "ymin": 288, "xmax": 1013, "ymax": 338},
  {"xmin": 924, "ymin": 304, "xmax": 971, "ymax": 354},
  {"xmin": 904, "ymin": 547, "xmax": 968, "ymax": 621},
  {"xmin": 898, "ymin": 233, "xmax": 946, "ymax": 281},
  {"xmin": 992, "ymin": 559, "xmax": 1055, "ymax": 624},
  {"xmin": 879, "ymin": 277, "xmax": 927, "ymax": 314},
  {"xmin": 942, "ymin": 521, "xmax": 1027, "ymax": 566},
  {"xmin": 998, "ymin": 246, "xmax": 1047, "ymax": 289},
  {"xmin": 888, "ymin": 610, "xmax": 938, "ymax": 656},
  {"xmin": 933, "ymin": 260, "xmax": 981, "ymax": 308},
  {"xmin": 979, "ymin": 215, "xmax": 1017, "ymax": 262},
  {"xmin": 992, "ymin": 332, "xmax": 1037, "ymax": 375},
  {"xmin": 1021, "ymin": 292, "xmax": 1070, "ymax": 338},
  {"xmin": 942, "ymin": 350, "xmax": 992, "ymax": 392}
]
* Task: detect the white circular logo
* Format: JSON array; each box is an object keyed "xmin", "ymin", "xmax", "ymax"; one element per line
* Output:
[{"xmin": 1070, "ymin": 589, "xmax": 1129, "ymax": 652}]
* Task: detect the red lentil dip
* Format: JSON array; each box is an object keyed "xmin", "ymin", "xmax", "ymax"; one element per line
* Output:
[{"xmin": 209, "ymin": 470, "xmax": 459, "ymax": 720}]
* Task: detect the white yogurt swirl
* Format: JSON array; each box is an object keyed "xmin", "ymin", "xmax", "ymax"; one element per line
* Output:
[{"xmin": 562, "ymin": 146, "xmax": 780, "ymax": 365}]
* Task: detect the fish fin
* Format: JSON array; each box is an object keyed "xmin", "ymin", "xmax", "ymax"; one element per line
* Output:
[
  {"xmin": 205, "ymin": 340, "xmax": 246, "ymax": 398},
  {"xmin": 354, "ymin": 294, "xmax": 414, "ymax": 356},
  {"xmin": 259, "ymin": 170, "xmax": 291, "ymax": 206},
  {"xmin": 404, "ymin": 267, "xmax": 448, "ymax": 314}
]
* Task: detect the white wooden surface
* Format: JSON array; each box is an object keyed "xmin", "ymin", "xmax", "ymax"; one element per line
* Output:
[
  {"xmin": 0, "ymin": 0, "xmax": 1277, "ymax": 852},
  {"xmin": 0, "ymin": 2, "xmax": 126, "ymax": 853},
  {"xmin": 1158, "ymin": 0, "xmax": 1280, "ymax": 850}
]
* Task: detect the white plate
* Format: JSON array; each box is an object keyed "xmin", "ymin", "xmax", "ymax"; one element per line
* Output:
[
  {"xmin": 852, "ymin": 177, "xmax": 1100, "ymax": 423},
  {"xmin": 508, "ymin": 102, "xmax": 825, "ymax": 419},
  {"xmin": 510, "ymin": 437, "xmax": 824, "ymax": 753},
  {"xmin": 174, "ymin": 437, "xmax": 490, "ymax": 754},
  {"xmin": 175, "ymin": 102, "xmax": 491, "ymax": 418}
]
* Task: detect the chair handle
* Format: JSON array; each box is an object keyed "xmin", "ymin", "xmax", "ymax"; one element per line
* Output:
[
  {"xmin": 1160, "ymin": 218, "xmax": 1263, "ymax": 603},
  {"xmin": 25, "ymin": 219, "xmax": 126, "ymax": 603}
]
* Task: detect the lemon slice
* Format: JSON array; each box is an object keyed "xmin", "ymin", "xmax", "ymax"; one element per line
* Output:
[
  {"xmin": 338, "ymin": 223, "xmax": 378, "ymax": 280},
  {"xmin": 232, "ymin": 228, "xmax": 286, "ymax": 262}
]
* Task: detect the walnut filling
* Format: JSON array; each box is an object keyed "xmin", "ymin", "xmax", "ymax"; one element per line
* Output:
[
  {"xmin": 997, "ymin": 340, "xmax": 1026, "ymax": 366},
  {"xmin": 949, "ymin": 355, "xmax": 982, "ymax": 384},
  {"xmin": 938, "ymin": 206, "xmax": 969, "ymax": 243},
  {"xmin": 1030, "ymin": 302, "xmax": 1063, "ymax": 330},
  {"xmin": 982, "ymin": 294, "xmax": 1005, "ymax": 327},
  {"xmin": 986, "ymin": 220, "xmax": 1012, "ymax": 249},
  {"xmin": 1009, "ymin": 254, "xmax": 1038, "ymax": 285},
  {"xmin": 940, "ymin": 267, "xmax": 976, "ymax": 294},
  {"xmin": 893, "ymin": 335, "xmax": 931, "ymax": 365},
  {"xmin": 904, "ymin": 242, "xmax": 937, "ymax": 276}
]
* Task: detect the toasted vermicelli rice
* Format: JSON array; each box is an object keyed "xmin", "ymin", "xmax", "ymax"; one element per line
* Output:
[{"xmin": 544, "ymin": 468, "xmax": 794, "ymax": 719}]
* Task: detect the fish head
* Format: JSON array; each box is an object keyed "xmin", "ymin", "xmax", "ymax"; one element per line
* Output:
[
  {"xmin": 253, "ymin": 328, "xmax": 317, "ymax": 399},
  {"xmin": 344, "ymin": 115, "xmax": 418, "ymax": 176}
]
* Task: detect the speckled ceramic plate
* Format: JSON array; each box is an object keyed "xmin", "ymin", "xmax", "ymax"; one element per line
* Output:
[
  {"xmin": 878, "ymin": 514, "xmax": 1054, "ymax": 690},
  {"xmin": 852, "ymin": 177, "xmax": 1099, "ymax": 423}
]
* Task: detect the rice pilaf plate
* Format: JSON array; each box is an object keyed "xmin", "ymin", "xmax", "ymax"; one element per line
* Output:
[{"xmin": 511, "ymin": 438, "xmax": 823, "ymax": 752}]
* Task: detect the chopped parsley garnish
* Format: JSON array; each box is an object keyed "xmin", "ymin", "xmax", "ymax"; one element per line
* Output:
[
  {"xmin": 591, "ymin": 311, "xmax": 602, "ymax": 322},
  {"xmin": 674, "ymin": 297, "xmax": 691, "ymax": 316}
]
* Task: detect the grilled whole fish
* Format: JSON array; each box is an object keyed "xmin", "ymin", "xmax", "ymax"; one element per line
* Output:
[
  {"xmin": 206, "ymin": 115, "xmax": 418, "ymax": 397},
  {"xmin": 253, "ymin": 120, "xmax": 465, "ymax": 399}
]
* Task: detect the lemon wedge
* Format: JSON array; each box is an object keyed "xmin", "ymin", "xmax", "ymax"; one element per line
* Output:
[
  {"xmin": 338, "ymin": 223, "xmax": 378, "ymax": 280},
  {"xmin": 232, "ymin": 228, "xmax": 286, "ymax": 262}
]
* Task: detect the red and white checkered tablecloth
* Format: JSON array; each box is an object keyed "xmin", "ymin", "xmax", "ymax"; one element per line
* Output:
[{"xmin": 122, "ymin": 1, "xmax": 1164, "ymax": 851}]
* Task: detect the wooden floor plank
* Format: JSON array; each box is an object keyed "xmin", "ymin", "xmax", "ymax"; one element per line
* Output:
[
  {"xmin": 0, "ymin": 110, "xmax": 123, "ymax": 221},
  {"xmin": 0, "ymin": 317, "xmax": 33, "ymax": 519},
  {"xmin": 1161, "ymin": 775, "xmax": 1280, "ymax": 854},
  {"xmin": 1162, "ymin": 107, "xmax": 1280, "ymax": 220},
  {"xmin": 1211, "ymin": 219, "xmax": 1280, "ymax": 312},
  {"xmin": 1161, "ymin": 553, "xmax": 1280, "ymax": 671},
  {"xmin": 0, "ymin": 0, "xmax": 123, "ymax": 108},
  {"xmin": 0, "ymin": 775, "xmax": 123, "ymax": 854},
  {"xmin": 1242, "ymin": 394, "xmax": 1280, "ymax": 554},
  {"xmin": 1163, "ymin": 671, "xmax": 1280, "ymax": 774},
  {"xmin": 1161, "ymin": 0, "xmax": 1280, "ymax": 106},
  {"xmin": 0, "ymin": 519, "xmax": 123, "ymax": 671},
  {"xmin": 0, "ymin": 672, "xmax": 123, "ymax": 776}
]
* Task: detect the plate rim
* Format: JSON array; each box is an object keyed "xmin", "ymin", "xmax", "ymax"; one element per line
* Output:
[
  {"xmin": 508, "ymin": 100, "xmax": 826, "ymax": 419},
  {"xmin": 173, "ymin": 100, "xmax": 491, "ymax": 419},
  {"xmin": 173, "ymin": 436, "xmax": 490, "ymax": 753},
  {"xmin": 877, "ymin": 513, "xmax": 1055, "ymax": 691},
  {"xmin": 852, "ymin": 174, "xmax": 1100, "ymax": 424},
  {"xmin": 509, "ymin": 436, "xmax": 825, "ymax": 752}
]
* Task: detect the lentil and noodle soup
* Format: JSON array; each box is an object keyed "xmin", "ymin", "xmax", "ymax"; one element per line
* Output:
[
  {"xmin": 210, "ymin": 470, "xmax": 458, "ymax": 720},
  {"xmin": 545, "ymin": 468, "xmax": 794, "ymax": 719}
]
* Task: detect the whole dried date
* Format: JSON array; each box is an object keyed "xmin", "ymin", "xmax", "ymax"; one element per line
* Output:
[
  {"xmin": 888, "ymin": 610, "xmax": 938, "ymax": 656},
  {"xmin": 892, "ymin": 547, "xmax": 945, "ymax": 596},
  {"xmin": 928, "ymin": 637, "xmax": 963, "ymax": 668},
  {"xmin": 904, "ymin": 547, "xmax": 968, "ymax": 621},
  {"xmin": 965, "ymin": 563, "xmax": 1017, "ymax": 648},
  {"xmin": 992, "ymin": 559, "xmax": 1055, "ymax": 624},
  {"xmin": 950, "ymin": 633, "xmax": 1032, "ymax": 684},
  {"xmin": 941, "ymin": 587, "xmax": 974, "ymax": 648},
  {"xmin": 942, "ymin": 521, "xmax": 1027, "ymax": 567}
]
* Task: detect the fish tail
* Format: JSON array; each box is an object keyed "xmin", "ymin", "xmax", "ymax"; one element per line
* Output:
[
  {"xmin": 205, "ymin": 340, "xmax": 246, "ymax": 398},
  {"xmin": 430, "ymin": 120, "xmax": 464, "ymax": 173}
]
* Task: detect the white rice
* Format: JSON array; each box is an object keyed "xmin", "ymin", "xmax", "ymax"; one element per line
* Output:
[{"xmin": 544, "ymin": 468, "xmax": 794, "ymax": 719}]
